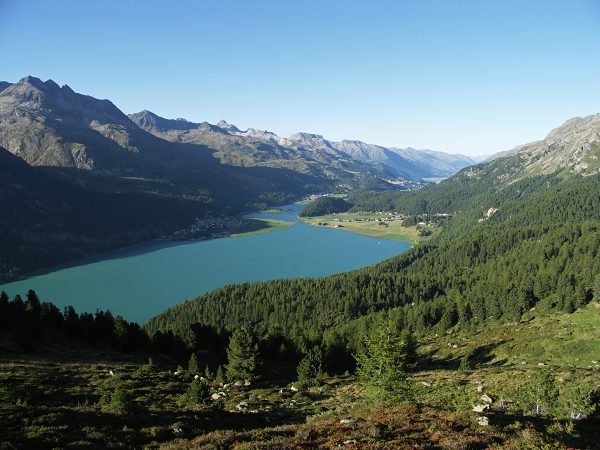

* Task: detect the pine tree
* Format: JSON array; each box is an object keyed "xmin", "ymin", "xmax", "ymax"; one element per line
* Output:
[
  {"xmin": 188, "ymin": 353, "xmax": 200, "ymax": 375},
  {"xmin": 400, "ymin": 328, "xmax": 418, "ymax": 370},
  {"xmin": 215, "ymin": 365, "xmax": 226, "ymax": 384},
  {"xmin": 355, "ymin": 317, "xmax": 412, "ymax": 401},
  {"xmin": 225, "ymin": 328, "xmax": 260, "ymax": 382},
  {"xmin": 526, "ymin": 369, "xmax": 558, "ymax": 416},
  {"xmin": 297, "ymin": 346, "xmax": 324, "ymax": 386},
  {"xmin": 594, "ymin": 274, "xmax": 600, "ymax": 301}
]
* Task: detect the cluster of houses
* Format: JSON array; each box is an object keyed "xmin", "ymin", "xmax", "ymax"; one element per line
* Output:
[{"xmin": 172, "ymin": 216, "xmax": 249, "ymax": 240}]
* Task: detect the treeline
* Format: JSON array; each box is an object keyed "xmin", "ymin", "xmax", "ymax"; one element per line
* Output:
[
  {"xmin": 298, "ymin": 196, "xmax": 353, "ymax": 217},
  {"xmin": 0, "ymin": 290, "xmax": 186, "ymax": 355},
  {"xmin": 146, "ymin": 174, "xmax": 600, "ymax": 358}
]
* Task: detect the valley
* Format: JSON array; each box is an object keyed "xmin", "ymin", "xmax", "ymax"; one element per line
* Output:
[
  {"xmin": 0, "ymin": 204, "xmax": 410, "ymax": 323},
  {"xmin": 299, "ymin": 212, "xmax": 433, "ymax": 244},
  {"xmin": 2, "ymin": 3, "xmax": 600, "ymax": 447}
]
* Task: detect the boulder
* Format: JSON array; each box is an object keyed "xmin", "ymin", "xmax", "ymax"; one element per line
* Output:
[
  {"xmin": 477, "ymin": 416, "xmax": 489, "ymax": 426},
  {"xmin": 480, "ymin": 394, "xmax": 493, "ymax": 404},
  {"xmin": 339, "ymin": 418, "xmax": 356, "ymax": 425},
  {"xmin": 472, "ymin": 404, "xmax": 489, "ymax": 413}
]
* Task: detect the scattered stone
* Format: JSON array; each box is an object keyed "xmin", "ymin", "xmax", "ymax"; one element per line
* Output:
[
  {"xmin": 592, "ymin": 361, "xmax": 598, "ymax": 364},
  {"xmin": 173, "ymin": 371, "xmax": 180, "ymax": 376},
  {"xmin": 480, "ymin": 394, "xmax": 493, "ymax": 404},
  {"xmin": 452, "ymin": 344, "xmax": 458, "ymax": 349},
  {"xmin": 343, "ymin": 439, "xmax": 358, "ymax": 445},
  {"xmin": 537, "ymin": 362, "xmax": 546, "ymax": 367},
  {"xmin": 211, "ymin": 393, "xmax": 221, "ymax": 400},
  {"xmin": 420, "ymin": 381, "xmax": 431, "ymax": 387},
  {"xmin": 521, "ymin": 361, "xmax": 527, "ymax": 365},
  {"xmin": 339, "ymin": 418, "xmax": 356, "ymax": 425},
  {"xmin": 476, "ymin": 385, "xmax": 484, "ymax": 393},
  {"xmin": 236, "ymin": 402, "xmax": 248, "ymax": 410},
  {"xmin": 477, "ymin": 416, "xmax": 489, "ymax": 426},
  {"xmin": 472, "ymin": 404, "xmax": 489, "ymax": 413},
  {"xmin": 290, "ymin": 385, "xmax": 299, "ymax": 392},
  {"xmin": 173, "ymin": 427, "xmax": 184, "ymax": 437},
  {"xmin": 194, "ymin": 374, "xmax": 199, "ymax": 379},
  {"xmin": 108, "ymin": 370, "xmax": 114, "ymax": 376}
]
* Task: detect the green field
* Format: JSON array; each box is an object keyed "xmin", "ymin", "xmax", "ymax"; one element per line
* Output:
[
  {"xmin": 300, "ymin": 212, "xmax": 435, "ymax": 244},
  {"xmin": 228, "ymin": 218, "xmax": 294, "ymax": 238}
]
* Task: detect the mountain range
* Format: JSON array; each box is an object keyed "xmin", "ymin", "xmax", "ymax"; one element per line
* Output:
[
  {"xmin": 1, "ymin": 75, "xmax": 598, "ymax": 281},
  {"xmin": 0, "ymin": 76, "xmax": 476, "ymax": 280},
  {"xmin": 129, "ymin": 109, "xmax": 476, "ymax": 181}
]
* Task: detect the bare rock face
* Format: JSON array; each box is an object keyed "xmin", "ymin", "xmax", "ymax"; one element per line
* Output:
[{"xmin": 508, "ymin": 114, "xmax": 600, "ymax": 178}]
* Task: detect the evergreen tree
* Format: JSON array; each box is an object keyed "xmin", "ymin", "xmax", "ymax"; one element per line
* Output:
[
  {"xmin": 400, "ymin": 328, "xmax": 418, "ymax": 369},
  {"xmin": 215, "ymin": 365, "xmax": 226, "ymax": 384},
  {"xmin": 225, "ymin": 328, "xmax": 260, "ymax": 382},
  {"xmin": 297, "ymin": 346, "xmax": 324, "ymax": 386},
  {"xmin": 179, "ymin": 378, "xmax": 211, "ymax": 407},
  {"xmin": 25, "ymin": 289, "xmax": 41, "ymax": 315},
  {"xmin": 526, "ymin": 369, "xmax": 558, "ymax": 416},
  {"xmin": 594, "ymin": 274, "xmax": 600, "ymax": 302},
  {"xmin": 188, "ymin": 353, "xmax": 200, "ymax": 375},
  {"xmin": 355, "ymin": 317, "xmax": 412, "ymax": 401}
]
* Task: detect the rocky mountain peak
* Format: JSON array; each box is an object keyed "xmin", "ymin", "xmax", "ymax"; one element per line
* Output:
[{"xmin": 217, "ymin": 120, "xmax": 240, "ymax": 133}]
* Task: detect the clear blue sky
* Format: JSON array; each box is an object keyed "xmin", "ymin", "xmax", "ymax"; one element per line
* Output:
[{"xmin": 1, "ymin": 0, "xmax": 599, "ymax": 156}]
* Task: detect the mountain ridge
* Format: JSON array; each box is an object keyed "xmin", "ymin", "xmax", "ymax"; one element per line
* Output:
[{"xmin": 129, "ymin": 109, "xmax": 476, "ymax": 180}]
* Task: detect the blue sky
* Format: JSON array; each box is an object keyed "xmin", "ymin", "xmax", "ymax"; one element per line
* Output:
[{"xmin": 1, "ymin": 0, "xmax": 599, "ymax": 156}]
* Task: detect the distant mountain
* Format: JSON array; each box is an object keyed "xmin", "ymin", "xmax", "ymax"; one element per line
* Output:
[
  {"xmin": 0, "ymin": 76, "xmax": 332, "ymax": 210},
  {"xmin": 349, "ymin": 113, "xmax": 600, "ymax": 216},
  {"xmin": 506, "ymin": 114, "xmax": 600, "ymax": 178},
  {"xmin": 129, "ymin": 111, "xmax": 476, "ymax": 181}
]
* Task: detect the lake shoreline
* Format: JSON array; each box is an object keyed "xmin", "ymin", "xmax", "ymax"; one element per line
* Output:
[
  {"xmin": 0, "ymin": 203, "xmax": 411, "ymax": 323},
  {"xmin": 1, "ymin": 212, "xmax": 296, "ymax": 284}
]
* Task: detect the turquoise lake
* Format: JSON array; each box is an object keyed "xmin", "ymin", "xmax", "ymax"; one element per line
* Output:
[{"xmin": 0, "ymin": 204, "xmax": 411, "ymax": 323}]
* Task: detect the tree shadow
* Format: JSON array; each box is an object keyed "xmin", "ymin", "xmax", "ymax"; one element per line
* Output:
[{"xmin": 419, "ymin": 340, "xmax": 507, "ymax": 370}]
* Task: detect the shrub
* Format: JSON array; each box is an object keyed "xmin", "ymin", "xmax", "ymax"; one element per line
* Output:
[{"xmin": 179, "ymin": 379, "xmax": 211, "ymax": 408}]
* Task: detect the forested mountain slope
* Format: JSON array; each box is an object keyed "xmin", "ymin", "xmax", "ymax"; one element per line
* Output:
[
  {"xmin": 146, "ymin": 173, "xmax": 600, "ymax": 352},
  {"xmin": 0, "ymin": 146, "xmax": 209, "ymax": 280},
  {"xmin": 348, "ymin": 114, "xmax": 600, "ymax": 215}
]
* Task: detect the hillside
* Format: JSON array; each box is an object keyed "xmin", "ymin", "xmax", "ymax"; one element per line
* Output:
[
  {"xmin": 298, "ymin": 196, "xmax": 353, "ymax": 217},
  {"xmin": 146, "ymin": 173, "xmax": 600, "ymax": 348},
  {"xmin": 129, "ymin": 110, "xmax": 475, "ymax": 181},
  {"xmin": 0, "ymin": 146, "xmax": 213, "ymax": 281},
  {"xmin": 0, "ymin": 76, "xmax": 331, "ymax": 210},
  {"xmin": 348, "ymin": 113, "xmax": 600, "ymax": 216},
  {"xmin": 1, "ymin": 289, "xmax": 598, "ymax": 449}
]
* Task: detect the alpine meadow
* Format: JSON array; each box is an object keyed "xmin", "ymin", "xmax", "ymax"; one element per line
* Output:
[{"xmin": 1, "ymin": 1, "xmax": 600, "ymax": 449}]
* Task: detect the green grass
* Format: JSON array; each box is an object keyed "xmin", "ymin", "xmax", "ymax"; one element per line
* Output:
[
  {"xmin": 422, "ymin": 303, "xmax": 600, "ymax": 369},
  {"xmin": 228, "ymin": 218, "xmax": 294, "ymax": 238},
  {"xmin": 299, "ymin": 212, "xmax": 436, "ymax": 244}
]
